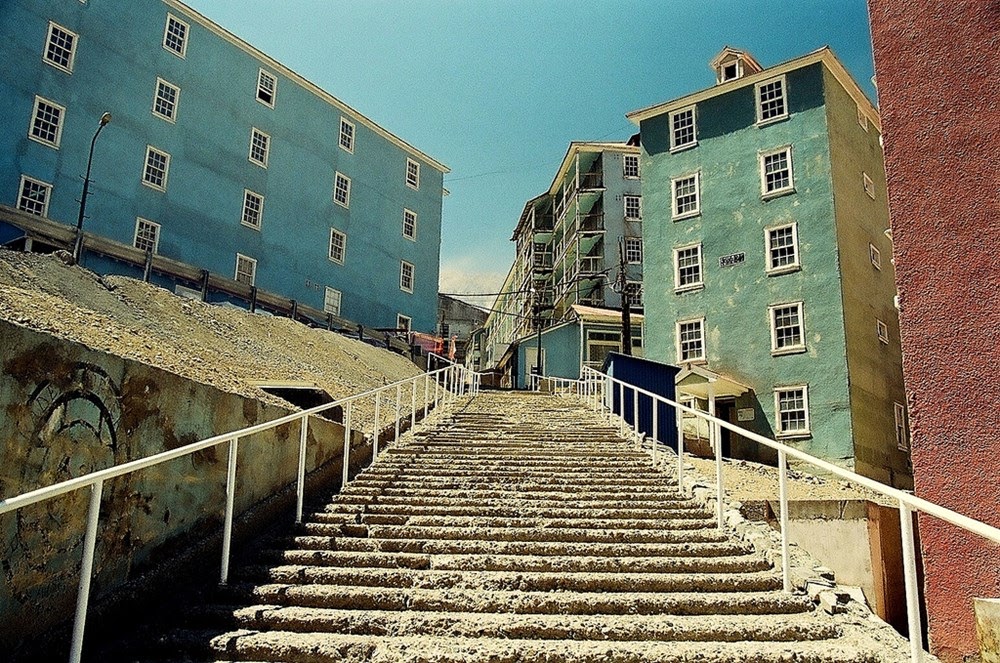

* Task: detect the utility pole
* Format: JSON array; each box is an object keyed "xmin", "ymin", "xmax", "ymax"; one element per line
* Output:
[
  {"xmin": 617, "ymin": 238, "xmax": 632, "ymax": 356},
  {"xmin": 533, "ymin": 288, "xmax": 543, "ymax": 379}
]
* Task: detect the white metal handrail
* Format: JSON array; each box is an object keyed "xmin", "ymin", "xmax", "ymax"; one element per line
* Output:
[
  {"xmin": 576, "ymin": 365, "xmax": 1000, "ymax": 663},
  {"xmin": 0, "ymin": 361, "xmax": 479, "ymax": 662}
]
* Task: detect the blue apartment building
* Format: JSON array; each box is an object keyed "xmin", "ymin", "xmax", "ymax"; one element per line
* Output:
[{"xmin": 0, "ymin": 0, "xmax": 447, "ymax": 332}]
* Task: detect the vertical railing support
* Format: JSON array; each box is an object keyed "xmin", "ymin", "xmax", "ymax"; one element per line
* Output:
[
  {"xmin": 714, "ymin": 419, "xmax": 724, "ymax": 530},
  {"xmin": 632, "ymin": 387, "xmax": 640, "ymax": 437},
  {"xmin": 618, "ymin": 381, "xmax": 626, "ymax": 438},
  {"xmin": 900, "ymin": 500, "xmax": 924, "ymax": 663},
  {"xmin": 68, "ymin": 479, "xmax": 104, "ymax": 663},
  {"xmin": 410, "ymin": 379, "xmax": 417, "ymax": 429},
  {"xmin": 220, "ymin": 436, "xmax": 239, "ymax": 585},
  {"xmin": 778, "ymin": 449, "xmax": 791, "ymax": 592},
  {"xmin": 394, "ymin": 383, "xmax": 402, "ymax": 444},
  {"xmin": 341, "ymin": 401, "xmax": 352, "ymax": 487},
  {"xmin": 651, "ymin": 395, "xmax": 659, "ymax": 467},
  {"xmin": 423, "ymin": 373, "xmax": 430, "ymax": 418},
  {"xmin": 372, "ymin": 391, "xmax": 381, "ymax": 463},
  {"xmin": 676, "ymin": 402, "xmax": 685, "ymax": 493},
  {"xmin": 295, "ymin": 415, "xmax": 308, "ymax": 523}
]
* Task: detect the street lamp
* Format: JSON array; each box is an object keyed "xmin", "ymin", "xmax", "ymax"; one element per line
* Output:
[{"xmin": 72, "ymin": 112, "xmax": 112, "ymax": 263}]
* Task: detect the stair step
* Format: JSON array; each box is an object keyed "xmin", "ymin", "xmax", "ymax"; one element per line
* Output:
[
  {"xmin": 297, "ymin": 524, "xmax": 726, "ymax": 544},
  {"xmin": 302, "ymin": 515, "xmax": 717, "ymax": 532},
  {"xmin": 316, "ymin": 503, "xmax": 710, "ymax": 520}
]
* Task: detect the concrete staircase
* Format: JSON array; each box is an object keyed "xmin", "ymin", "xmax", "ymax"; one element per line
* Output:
[{"xmin": 99, "ymin": 391, "xmax": 908, "ymax": 662}]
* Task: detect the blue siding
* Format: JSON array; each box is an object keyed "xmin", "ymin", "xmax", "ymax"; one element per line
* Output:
[{"xmin": 605, "ymin": 353, "xmax": 679, "ymax": 449}]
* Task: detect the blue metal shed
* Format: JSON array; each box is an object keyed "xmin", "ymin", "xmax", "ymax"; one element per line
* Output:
[{"xmin": 603, "ymin": 353, "xmax": 679, "ymax": 450}]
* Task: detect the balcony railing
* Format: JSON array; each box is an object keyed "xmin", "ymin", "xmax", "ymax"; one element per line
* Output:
[
  {"xmin": 534, "ymin": 214, "xmax": 554, "ymax": 232},
  {"xmin": 533, "ymin": 253, "xmax": 553, "ymax": 269},
  {"xmin": 579, "ymin": 256, "xmax": 603, "ymax": 274},
  {"xmin": 579, "ymin": 171, "xmax": 603, "ymax": 190},
  {"xmin": 578, "ymin": 212, "xmax": 605, "ymax": 233}
]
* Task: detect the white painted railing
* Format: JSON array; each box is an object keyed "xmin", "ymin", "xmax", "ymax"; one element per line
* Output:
[
  {"xmin": 575, "ymin": 365, "xmax": 1000, "ymax": 663},
  {"xmin": 0, "ymin": 362, "xmax": 478, "ymax": 663}
]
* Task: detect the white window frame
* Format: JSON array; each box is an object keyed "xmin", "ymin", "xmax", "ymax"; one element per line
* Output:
[
  {"xmin": 142, "ymin": 145, "xmax": 171, "ymax": 191},
  {"xmin": 248, "ymin": 128, "xmax": 270, "ymax": 168},
  {"xmin": 671, "ymin": 172, "xmax": 701, "ymax": 220},
  {"xmin": 676, "ymin": 317, "xmax": 706, "ymax": 363},
  {"xmin": 133, "ymin": 218, "xmax": 161, "ymax": 254},
  {"xmin": 241, "ymin": 189, "xmax": 264, "ymax": 230},
  {"xmin": 400, "ymin": 260, "xmax": 415, "ymax": 293},
  {"xmin": 769, "ymin": 301, "xmax": 806, "ymax": 355},
  {"xmin": 256, "ymin": 68, "xmax": 277, "ymax": 108},
  {"xmin": 624, "ymin": 237, "xmax": 642, "ymax": 264},
  {"xmin": 234, "ymin": 253, "xmax": 257, "ymax": 286},
  {"xmin": 162, "ymin": 13, "xmax": 189, "ymax": 58},
  {"xmin": 894, "ymin": 402, "xmax": 908, "ymax": 451},
  {"xmin": 775, "ymin": 385, "xmax": 811, "ymax": 438},
  {"xmin": 328, "ymin": 228, "xmax": 346, "ymax": 264},
  {"xmin": 765, "ymin": 222, "xmax": 800, "ymax": 275},
  {"xmin": 674, "ymin": 243, "xmax": 704, "ymax": 293},
  {"xmin": 152, "ymin": 78, "xmax": 180, "ymax": 122},
  {"xmin": 863, "ymin": 172, "xmax": 876, "ymax": 199},
  {"xmin": 406, "ymin": 158, "xmax": 420, "ymax": 190},
  {"xmin": 756, "ymin": 75, "xmax": 788, "ymax": 125},
  {"xmin": 43, "ymin": 21, "xmax": 78, "ymax": 73},
  {"xmin": 760, "ymin": 146, "xmax": 794, "ymax": 198},
  {"xmin": 669, "ymin": 106, "xmax": 697, "ymax": 152},
  {"xmin": 29, "ymin": 96, "xmax": 65, "ymax": 149},
  {"xmin": 858, "ymin": 105, "xmax": 869, "ymax": 131},
  {"xmin": 870, "ymin": 243, "xmax": 882, "ymax": 270},
  {"xmin": 624, "ymin": 194, "xmax": 642, "ymax": 220},
  {"xmin": 17, "ymin": 175, "xmax": 52, "ymax": 217},
  {"xmin": 402, "ymin": 208, "xmax": 417, "ymax": 240},
  {"xmin": 333, "ymin": 172, "xmax": 351, "ymax": 208},
  {"xmin": 623, "ymin": 154, "xmax": 640, "ymax": 179},
  {"xmin": 324, "ymin": 287, "xmax": 342, "ymax": 316},
  {"xmin": 339, "ymin": 117, "xmax": 355, "ymax": 153},
  {"xmin": 397, "ymin": 314, "xmax": 412, "ymax": 332},
  {"xmin": 625, "ymin": 281, "xmax": 643, "ymax": 307},
  {"xmin": 877, "ymin": 319, "xmax": 889, "ymax": 344}
]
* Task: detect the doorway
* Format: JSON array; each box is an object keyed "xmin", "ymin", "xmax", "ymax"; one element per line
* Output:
[{"xmin": 716, "ymin": 398, "xmax": 735, "ymax": 457}]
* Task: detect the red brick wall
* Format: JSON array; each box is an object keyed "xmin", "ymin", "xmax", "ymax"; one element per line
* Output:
[{"xmin": 867, "ymin": 2, "xmax": 1000, "ymax": 660}]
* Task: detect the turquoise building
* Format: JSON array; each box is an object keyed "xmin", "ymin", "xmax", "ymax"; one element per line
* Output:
[
  {"xmin": 629, "ymin": 48, "xmax": 910, "ymax": 487},
  {"xmin": 0, "ymin": 0, "xmax": 447, "ymax": 332}
]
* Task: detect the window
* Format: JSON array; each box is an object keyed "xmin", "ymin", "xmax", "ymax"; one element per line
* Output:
[
  {"xmin": 400, "ymin": 261, "xmax": 414, "ymax": 293},
  {"xmin": 402, "ymin": 208, "xmax": 417, "ymax": 240},
  {"xmin": 765, "ymin": 223, "xmax": 799, "ymax": 274},
  {"xmin": 142, "ymin": 146, "xmax": 170, "ymax": 191},
  {"xmin": 328, "ymin": 228, "xmax": 346, "ymax": 264},
  {"xmin": 163, "ymin": 14, "xmax": 188, "ymax": 57},
  {"xmin": 756, "ymin": 76, "xmax": 787, "ymax": 124},
  {"xmin": 894, "ymin": 402, "xmax": 908, "ymax": 451},
  {"xmin": 625, "ymin": 281, "xmax": 643, "ymax": 307},
  {"xmin": 234, "ymin": 253, "xmax": 256, "ymax": 286},
  {"xmin": 152, "ymin": 78, "xmax": 180, "ymax": 121},
  {"xmin": 333, "ymin": 172, "xmax": 351, "ymax": 208},
  {"xmin": 624, "ymin": 237, "xmax": 642, "ymax": 264},
  {"xmin": 669, "ymin": 106, "xmax": 697, "ymax": 151},
  {"xmin": 624, "ymin": 195, "xmax": 642, "ymax": 220},
  {"xmin": 324, "ymin": 287, "xmax": 342, "ymax": 316},
  {"xmin": 397, "ymin": 314, "xmax": 411, "ymax": 332},
  {"xmin": 44, "ymin": 22, "xmax": 77, "ymax": 72},
  {"xmin": 339, "ymin": 117, "xmax": 354, "ymax": 153},
  {"xmin": 249, "ymin": 128, "xmax": 270, "ymax": 167},
  {"xmin": 676, "ymin": 318, "xmax": 705, "ymax": 362},
  {"xmin": 674, "ymin": 244, "xmax": 703, "ymax": 292},
  {"xmin": 775, "ymin": 386, "xmax": 810, "ymax": 436},
  {"xmin": 858, "ymin": 105, "xmax": 869, "ymax": 131},
  {"xmin": 241, "ymin": 189, "xmax": 264, "ymax": 229},
  {"xmin": 256, "ymin": 69, "xmax": 277, "ymax": 107},
  {"xmin": 672, "ymin": 173, "xmax": 700, "ymax": 219},
  {"xmin": 29, "ymin": 96, "xmax": 65, "ymax": 148},
  {"xmin": 17, "ymin": 175, "xmax": 51, "ymax": 216},
  {"xmin": 877, "ymin": 319, "xmax": 889, "ymax": 344},
  {"xmin": 863, "ymin": 173, "xmax": 876, "ymax": 199},
  {"xmin": 870, "ymin": 243, "xmax": 882, "ymax": 270},
  {"xmin": 770, "ymin": 302, "xmax": 805, "ymax": 354},
  {"xmin": 761, "ymin": 147, "xmax": 794, "ymax": 197},
  {"xmin": 623, "ymin": 154, "xmax": 640, "ymax": 179},
  {"xmin": 406, "ymin": 158, "xmax": 420, "ymax": 190},
  {"xmin": 133, "ymin": 218, "xmax": 160, "ymax": 253},
  {"xmin": 440, "ymin": 322, "xmax": 450, "ymax": 338}
]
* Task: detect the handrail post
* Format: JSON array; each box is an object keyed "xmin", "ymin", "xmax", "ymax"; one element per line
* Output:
[
  {"xmin": 372, "ymin": 391, "xmax": 381, "ymax": 463},
  {"xmin": 434, "ymin": 372, "xmax": 439, "ymax": 408},
  {"xmin": 68, "ymin": 479, "xmax": 103, "ymax": 663},
  {"xmin": 410, "ymin": 379, "xmax": 417, "ymax": 429},
  {"xmin": 220, "ymin": 436, "xmax": 239, "ymax": 585},
  {"xmin": 900, "ymin": 499, "xmax": 924, "ymax": 663},
  {"xmin": 652, "ymin": 396, "xmax": 659, "ymax": 467},
  {"xmin": 394, "ymin": 383, "xmax": 402, "ymax": 444},
  {"xmin": 632, "ymin": 386, "xmax": 639, "ymax": 437},
  {"xmin": 423, "ymin": 373, "xmax": 430, "ymax": 418},
  {"xmin": 778, "ymin": 450, "xmax": 791, "ymax": 592},
  {"xmin": 295, "ymin": 415, "xmax": 308, "ymax": 523},
  {"xmin": 714, "ymin": 419, "xmax": 724, "ymax": 530},
  {"xmin": 341, "ymin": 401, "xmax": 352, "ymax": 487},
  {"xmin": 676, "ymin": 403, "xmax": 685, "ymax": 495},
  {"xmin": 618, "ymin": 381, "xmax": 626, "ymax": 437}
]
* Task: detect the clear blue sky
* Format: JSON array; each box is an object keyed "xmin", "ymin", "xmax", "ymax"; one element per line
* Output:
[{"xmin": 184, "ymin": 0, "xmax": 877, "ymax": 303}]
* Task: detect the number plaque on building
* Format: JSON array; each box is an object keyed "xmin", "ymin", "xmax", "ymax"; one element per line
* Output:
[{"xmin": 719, "ymin": 252, "xmax": 746, "ymax": 268}]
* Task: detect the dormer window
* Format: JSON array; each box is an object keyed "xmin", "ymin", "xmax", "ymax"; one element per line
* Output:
[
  {"xmin": 722, "ymin": 61, "xmax": 741, "ymax": 82},
  {"xmin": 710, "ymin": 46, "xmax": 763, "ymax": 85}
]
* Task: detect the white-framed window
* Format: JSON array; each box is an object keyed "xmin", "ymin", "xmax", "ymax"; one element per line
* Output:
[
  {"xmin": 858, "ymin": 105, "xmax": 869, "ymax": 131},
  {"xmin": 397, "ymin": 314, "xmax": 411, "ymax": 332},
  {"xmin": 333, "ymin": 172, "xmax": 351, "ymax": 208},
  {"xmin": 133, "ymin": 218, "xmax": 161, "ymax": 253},
  {"xmin": 400, "ymin": 261, "xmax": 415, "ymax": 293},
  {"xmin": 162, "ymin": 14, "xmax": 188, "ymax": 58},
  {"xmin": 29, "ymin": 96, "xmax": 65, "ymax": 148},
  {"xmin": 339, "ymin": 117, "xmax": 354, "ymax": 153},
  {"xmin": 870, "ymin": 243, "xmax": 882, "ymax": 270},
  {"xmin": 624, "ymin": 195, "xmax": 642, "ymax": 220},
  {"xmin": 894, "ymin": 402, "xmax": 908, "ymax": 451},
  {"xmin": 241, "ymin": 189, "xmax": 263, "ymax": 229},
  {"xmin": 624, "ymin": 237, "xmax": 642, "ymax": 264},
  {"xmin": 44, "ymin": 22, "xmax": 77, "ymax": 72},
  {"xmin": 863, "ymin": 173, "xmax": 876, "ymax": 199},
  {"xmin": 328, "ymin": 228, "xmax": 346, "ymax": 264},
  {"xmin": 676, "ymin": 318, "xmax": 705, "ymax": 362},
  {"xmin": 324, "ymin": 287, "xmax": 342, "ymax": 316},
  {"xmin": 877, "ymin": 319, "xmax": 889, "ymax": 344},
  {"xmin": 402, "ymin": 208, "xmax": 417, "ymax": 240},
  {"xmin": 765, "ymin": 223, "xmax": 800, "ymax": 274},
  {"xmin": 17, "ymin": 175, "xmax": 52, "ymax": 217},
  {"xmin": 770, "ymin": 302, "xmax": 805, "ymax": 354},
  {"xmin": 623, "ymin": 154, "xmax": 640, "ymax": 179},
  {"xmin": 256, "ymin": 68, "xmax": 277, "ymax": 107},
  {"xmin": 234, "ymin": 253, "xmax": 256, "ymax": 286},
  {"xmin": 756, "ymin": 75, "xmax": 788, "ymax": 125},
  {"xmin": 625, "ymin": 281, "xmax": 643, "ymax": 307},
  {"xmin": 669, "ymin": 106, "xmax": 697, "ymax": 151},
  {"xmin": 671, "ymin": 173, "xmax": 700, "ymax": 219},
  {"xmin": 249, "ymin": 128, "xmax": 270, "ymax": 168},
  {"xmin": 152, "ymin": 78, "xmax": 180, "ymax": 122},
  {"xmin": 775, "ymin": 385, "xmax": 810, "ymax": 437},
  {"xmin": 406, "ymin": 158, "xmax": 420, "ymax": 190},
  {"xmin": 674, "ymin": 243, "xmax": 703, "ymax": 292},
  {"xmin": 760, "ymin": 146, "xmax": 794, "ymax": 197},
  {"xmin": 142, "ymin": 146, "xmax": 170, "ymax": 191}
]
